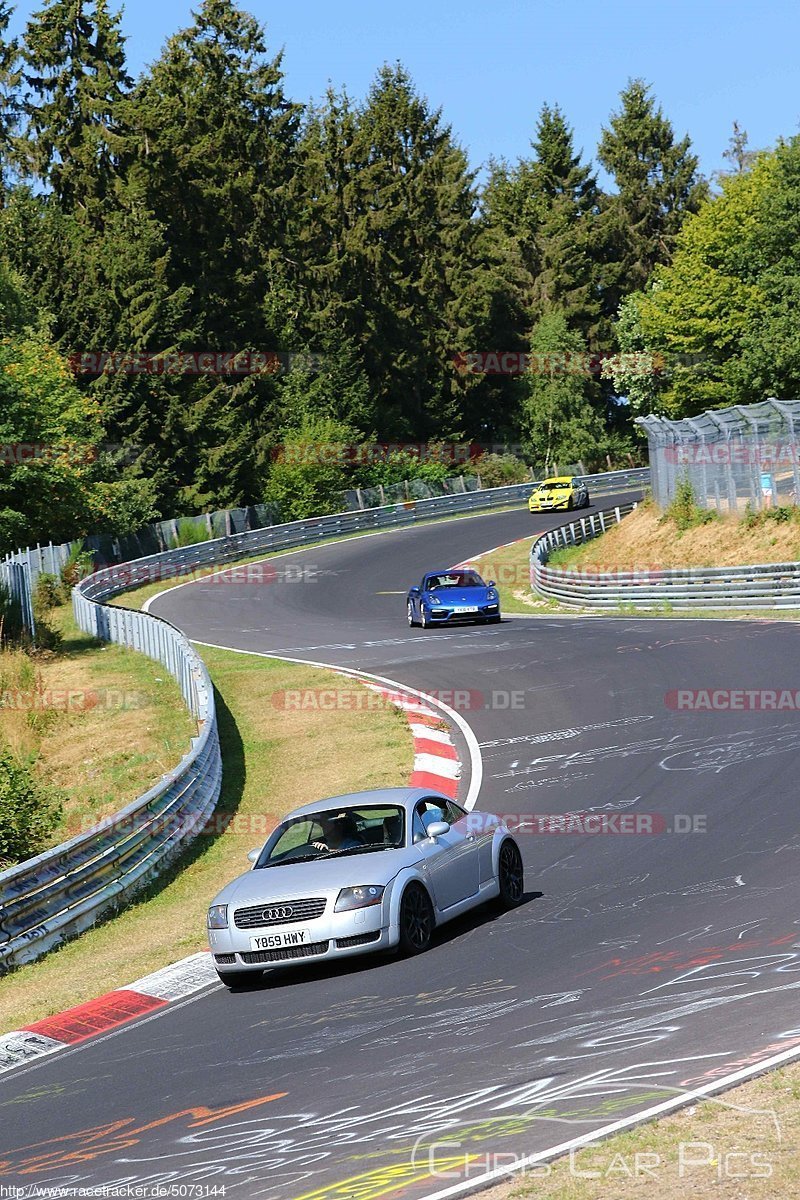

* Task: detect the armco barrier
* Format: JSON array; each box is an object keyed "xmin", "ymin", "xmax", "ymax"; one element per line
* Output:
[
  {"xmin": 0, "ymin": 605, "xmax": 221, "ymax": 972},
  {"xmin": 0, "ymin": 467, "xmax": 647, "ymax": 972},
  {"xmin": 3, "ymin": 469, "xmax": 650, "ymax": 588},
  {"xmin": 532, "ymin": 502, "xmax": 800, "ymax": 609},
  {"xmin": 0, "ymin": 556, "xmax": 35, "ymax": 636},
  {"xmin": 73, "ymin": 468, "xmax": 651, "ymax": 601}
]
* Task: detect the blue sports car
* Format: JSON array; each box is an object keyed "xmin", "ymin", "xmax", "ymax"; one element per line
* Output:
[{"xmin": 406, "ymin": 568, "xmax": 501, "ymax": 628}]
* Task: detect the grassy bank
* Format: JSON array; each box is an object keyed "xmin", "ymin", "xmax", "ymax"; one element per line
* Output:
[
  {"xmin": 0, "ymin": 604, "xmax": 195, "ymax": 858},
  {"xmin": 481, "ymin": 1059, "xmax": 800, "ymax": 1200},
  {"xmin": 465, "ymin": 534, "xmax": 552, "ymax": 616},
  {"xmin": 467, "ymin": 503, "xmax": 800, "ymax": 620},
  {"xmin": 0, "ymin": 645, "xmax": 412, "ymax": 1032},
  {"xmin": 548, "ymin": 500, "xmax": 800, "ymax": 572}
]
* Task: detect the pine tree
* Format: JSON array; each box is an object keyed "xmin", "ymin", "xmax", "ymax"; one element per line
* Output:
[
  {"xmin": 293, "ymin": 89, "xmax": 365, "ymax": 339},
  {"xmin": 483, "ymin": 104, "xmax": 605, "ymax": 343},
  {"xmin": 119, "ymin": 0, "xmax": 303, "ymax": 507},
  {"xmin": 527, "ymin": 104, "xmax": 603, "ymax": 343},
  {"xmin": 127, "ymin": 0, "xmax": 300, "ymax": 346},
  {"xmin": 480, "ymin": 105, "xmax": 610, "ymax": 444},
  {"xmin": 19, "ymin": 0, "xmax": 131, "ymax": 220},
  {"xmin": 0, "ymin": 2, "xmax": 21, "ymax": 200},
  {"xmin": 294, "ymin": 64, "xmax": 484, "ymax": 441},
  {"xmin": 354, "ymin": 63, "xmax": 482, "ymax": 437},
  {"xmin": 598, "ymin": 79, "xmax": 706, "ymax": 307}
]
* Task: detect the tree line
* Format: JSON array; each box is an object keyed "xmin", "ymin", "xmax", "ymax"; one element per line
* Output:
[{"xmin": 0, "ymin": 0, "xmax": 790, "ymax": 553}]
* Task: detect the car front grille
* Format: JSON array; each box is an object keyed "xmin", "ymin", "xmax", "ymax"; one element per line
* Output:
[
  {"xmin": 233, "ymin": 897, "xmax": 326, "ymax": 929},
  {"xmin": 240, "ymin": 940, "xmax": 329, "ymax": 963},
  {"xmin": 214, "ymin": 954, "xmax": 236, "ymax": 965},
  {"xmin": 336, "ymin": 931, "xmax": 381, "ymax": 949}
]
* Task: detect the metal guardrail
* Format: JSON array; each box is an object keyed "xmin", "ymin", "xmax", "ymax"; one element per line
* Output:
[
  {"xmin": 75, "ymin": 468, "xmax": 652, "ymax": 599},
  {"xmin": 0, "ymin": 600, "xmax": 221, "ymax": 972},
  {"xmin": 0, "ymin": 557, "xmax": 35, "ymax": 636},
  {"xmin": 0, "ymin": 466, "xmax": 648, "ymax": 971},
  {"xmin": 0, "ymin": 468, "xmax": 649, "ymax": 638},
  {"xmin": 531, "ymin": 502, "xmax": 800, "ymax": 609}
]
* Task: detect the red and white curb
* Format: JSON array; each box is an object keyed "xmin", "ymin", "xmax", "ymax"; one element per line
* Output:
[
  {"xmin": 361, "ymin": 682, "xmax": 462, "ymax": 799},
  {"xmin": 0, "ymin": 677, "xmax": 467, "ymax": 1075},
  {"xmin": 0, "ymin": 951, "xmax": 218, "ymax": 1074}
]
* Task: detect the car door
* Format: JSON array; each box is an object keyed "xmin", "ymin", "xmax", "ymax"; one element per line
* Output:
[
  {"xmin": 413, "ymin": 798, "xmax": 480, "ymax": 910},
  {"xmin": 415, "ymin": 575, "xmax": 430, "ymax": 619}
]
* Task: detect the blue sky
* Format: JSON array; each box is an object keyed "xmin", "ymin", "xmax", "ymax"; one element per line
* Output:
[{"xmin": 8, "ymin": 0, "xmax": 800, "ymax": 184}]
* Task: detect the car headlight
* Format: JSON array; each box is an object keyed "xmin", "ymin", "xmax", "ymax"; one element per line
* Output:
[
  {"xmin": 334, "ymin": 885, "xmax": 385, "ymax": 912},
  {"xmin": 207, "ymin": 904, "xmax": 228, "ymax": 929},
  {"xmin": 486, "ymin": 589, "xmax": 497, "ymax": 601}
]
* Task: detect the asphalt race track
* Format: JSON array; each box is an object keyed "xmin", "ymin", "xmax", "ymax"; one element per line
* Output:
[{"xmin": 3, "ymin": 493, "xmax": 800, "ymax": 1199}]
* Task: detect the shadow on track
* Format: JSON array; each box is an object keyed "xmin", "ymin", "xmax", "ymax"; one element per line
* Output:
[{"xmin": 225, "ymin": 890, "xmax": 545, "ymax": 992}]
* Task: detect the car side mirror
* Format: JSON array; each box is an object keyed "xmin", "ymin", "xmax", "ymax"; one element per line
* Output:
[
  {"xmin": 487, "ymin": 580, "xmax": 496, "ymax": 588},
  {"xmin": 247, "ymin": 848, "xmax": 259, "ymax": 864},
  {"xmin": 426, "ymin": 821, "xmax": 449, "ymax": 839},
  {"xmin": 409, "ymin": 585, "xmax": 420, "ymax": 594}
]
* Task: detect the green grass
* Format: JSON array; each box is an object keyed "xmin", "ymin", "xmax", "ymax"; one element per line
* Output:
[{"xmin": 0, "ymin": 604, "xmax": 195, "ymax": 851}]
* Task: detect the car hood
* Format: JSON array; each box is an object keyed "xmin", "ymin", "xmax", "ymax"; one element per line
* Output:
[
  {"xmin": 427, "ymin": 586, "xmax": 491, "ymax": 602},
  {"xmin": 212, "ymin": 847, "xmax": 418, "ymax": 907}
]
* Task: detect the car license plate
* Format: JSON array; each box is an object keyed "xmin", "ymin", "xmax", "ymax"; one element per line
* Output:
[
  {"xmin": 460, "ymin": 606, "xmax": 478, "ymax": 613},
  {"xmin": 250, "ymin": 929, "xmax": 310, "ymax": 951}
]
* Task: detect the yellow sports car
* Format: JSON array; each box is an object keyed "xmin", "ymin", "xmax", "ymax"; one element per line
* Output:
[{"xmin": 528, "ymin": 476, "xmax": 590, "ymax": 512}]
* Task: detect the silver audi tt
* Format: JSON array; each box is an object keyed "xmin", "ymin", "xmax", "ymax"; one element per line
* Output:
[{"xmin": 207, "ymin": 786, "xmax": 524, "ymax": 987}]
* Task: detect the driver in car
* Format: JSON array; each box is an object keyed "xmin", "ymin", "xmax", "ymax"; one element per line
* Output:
[{"xmin": 311, "ymin": 812, "xmax": 362, "ymax": 853}]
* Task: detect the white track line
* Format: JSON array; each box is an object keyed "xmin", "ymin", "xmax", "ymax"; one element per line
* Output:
[
  {"xmin": 191, "ymin": 641, "xmax": 483, "ymax": 811},
  {"xmin": 420, "ymin": 1041, "xmax": 800, "ymax": 1199}
]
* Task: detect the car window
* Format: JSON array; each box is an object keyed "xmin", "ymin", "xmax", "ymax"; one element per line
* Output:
[
  {"xmin": 261, "ymin": 816, "xmax": 317, "ymax": 862},
  {"xmin": 413, "ymin": 798, "xmax": 470, "ymax": 841},
  {"xmin": 415, "ymin": 797, "xmax": 469, "ymax": 835},
  {"xmin": 416, "ymin": 797, "xmax": 447, "ymax": 829},
  {"xmin": 412, "ymin": 808, "xmax": 428, "ymax": 844},
  {"xmin": 445, "ymin": 800, "xmax": 467, "ymax": 826},
  {"xmin": 425, "ymin": 571, "xmax": 484, "ymax": 590},
  {"xmin": 257, "ymin": 804, "xmax": 405, "ymax": 866}
]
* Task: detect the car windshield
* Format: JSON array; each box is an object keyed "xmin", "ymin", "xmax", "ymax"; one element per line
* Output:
[
  {"xmin": 426, "ymin": 570, "xmax": 485, "ymax": 590},
  {"xmin": 255, "ymin": 805, "xmax": 406, "ymax": 867},
  {"xmin": 538, "ymin": 479, "xmax": 568, "ymax": 489}
]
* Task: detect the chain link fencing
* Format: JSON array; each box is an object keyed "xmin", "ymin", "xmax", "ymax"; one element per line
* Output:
[{"xmin": 636, "ymin": 399, "xmax": 800, "ymax": 513}]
